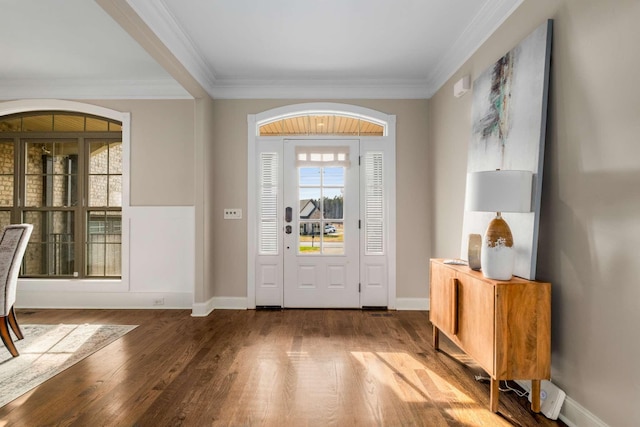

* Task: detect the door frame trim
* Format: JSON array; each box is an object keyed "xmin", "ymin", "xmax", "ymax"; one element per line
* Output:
[{"xmin": 247, "ymin": 102, "xmax": 396, "ymax": 309}]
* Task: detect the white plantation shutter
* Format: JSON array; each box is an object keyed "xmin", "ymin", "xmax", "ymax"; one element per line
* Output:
[
  {"xmin": 259, "ymin": 152, "xmax": 279, "ymax": 254},
  {"xmin": 365, "ymin": 152, "xmax": 384, "ymax": 254}
]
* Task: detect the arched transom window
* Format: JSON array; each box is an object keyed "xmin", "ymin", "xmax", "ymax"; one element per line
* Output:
[{"xmin": 258, "ymin": 113, "xmax": 385, "ymax": 136}]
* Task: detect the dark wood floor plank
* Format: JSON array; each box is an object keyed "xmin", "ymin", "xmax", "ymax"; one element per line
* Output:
[{"xmin": 0, "ymin": 309, "xmax": 566, "ymax": 426}]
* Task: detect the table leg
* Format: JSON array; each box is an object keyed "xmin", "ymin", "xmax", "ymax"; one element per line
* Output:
[
  {"xmin": 490, "ymin": 378, "xmax": 499, "ymax": 412},
  {"xmin": 531, "ymin": 380, "xmax": 541, "ymax": 412}
]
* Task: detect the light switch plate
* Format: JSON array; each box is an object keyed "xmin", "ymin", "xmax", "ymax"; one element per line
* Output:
[{"xmin": 223, "ymin": 208, "xmax": 242, "ymax": 219}]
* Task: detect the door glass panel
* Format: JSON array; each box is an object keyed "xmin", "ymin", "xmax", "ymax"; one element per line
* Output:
[
  {"xmin": 323, "ymin": 220, "xmax": 344, "ymax": 255},
  {"xmin": 298, "ymin": 187, "xmax": 320, "ymax": 220},
  {"xmin": 322, "ymin": 167, "xmax": 344, "ymax": 186},
  {"xmin": 298, "ymin": 166, "xmax": 345, "ymax": 255},
  {"xmin": 299, "ymin": 167, "xmax": 320, "ymax": 186},
  {"xmin": 299, "ymin": 221, "xmax": 321, "ymax": 253},
  {"xmin": 322, "ymin": 190, "xmax": 343, "ymax": 220}
]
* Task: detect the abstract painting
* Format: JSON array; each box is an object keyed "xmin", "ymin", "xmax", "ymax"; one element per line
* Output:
[{"xmin": 461, "ymin": 20, "xmax": 553, "ymax": 280}]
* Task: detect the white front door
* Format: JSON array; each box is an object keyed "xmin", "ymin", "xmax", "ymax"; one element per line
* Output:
[{"xmin": 283, "ymin": 139, "xmax": 360, "ymax": 308}]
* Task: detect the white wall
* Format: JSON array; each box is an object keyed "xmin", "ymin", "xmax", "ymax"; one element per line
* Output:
[{"xmin": 18, "ymin": 206, "xmax": 194, "ymax": 309}]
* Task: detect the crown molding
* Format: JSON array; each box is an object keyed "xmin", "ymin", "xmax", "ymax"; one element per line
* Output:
[
  {"xmin": 424, "ymin": 0, "xmax": 524, "ymax": 97},
  {"xmin": 0, "ymin": 79, "xmax": 192, "ymax": 100},
  {"xmin": 91, "ymin": 0, "xmax": 522, "ymax": 100},
  {"xmin": 126, "ymin": 0, "xmax": 217, "ymax": 95},
  {"xmin": 210, "ymin": 78, "xmax": 430, "ymax": 100},
  {"xmin": 126, "ymin": 0, "xmax": 524, "ymax": 100}
]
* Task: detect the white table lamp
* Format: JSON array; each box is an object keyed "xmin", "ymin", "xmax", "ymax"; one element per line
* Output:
[{"xmin": 465, "ymin": 170, "xmax": 533, "ymax": 280}]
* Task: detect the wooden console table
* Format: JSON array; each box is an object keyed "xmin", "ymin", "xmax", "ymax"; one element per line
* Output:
[{"xmin": 429, "ymin": 258, "xmax": 551, "ymax": 413}]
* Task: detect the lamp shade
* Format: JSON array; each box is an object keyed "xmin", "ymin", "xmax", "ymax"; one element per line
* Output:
[
  {"xmin": 465, "ymin": 170, "xmax": 533, "ymax": 213},
  {"xmin": 465, "ymin": 170, "xmax": 533, "ymax": 280}
]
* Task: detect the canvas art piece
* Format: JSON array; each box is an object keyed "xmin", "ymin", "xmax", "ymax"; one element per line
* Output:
[{"xmin": 461, "ymin": 20, "xmax": 553, "ymax": 280}]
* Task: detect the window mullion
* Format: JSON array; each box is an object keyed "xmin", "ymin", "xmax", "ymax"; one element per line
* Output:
[
  {"xmin": 13, "ymin": 137, "xmax": 21, "ymax": 223},
  {"xmin": 77, "ymin": 137, "xmax": 85, "ymax": 278}
]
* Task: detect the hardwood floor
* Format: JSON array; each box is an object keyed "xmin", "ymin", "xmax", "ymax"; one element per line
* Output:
[{"xmin": 0, "ymin": 309, "xmax": 565, "ymax": 426}]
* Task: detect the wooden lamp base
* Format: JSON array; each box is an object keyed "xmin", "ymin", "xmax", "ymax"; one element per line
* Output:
[{"xmin": 481, "ymin": 213, "xmax": 515, "ymax": 280}]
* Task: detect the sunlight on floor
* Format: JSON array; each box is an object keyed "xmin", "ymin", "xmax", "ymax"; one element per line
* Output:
[
  {"xmin": 22, "ymin": 324, "xmax": 101, "ymax": 355},
  {"xmin": 350, "ymin": 350, "xmax": 488, "ymax": 423},
  {"xmin": 0, "ymin": 323, "xmax": 134, "ymax": 412}
]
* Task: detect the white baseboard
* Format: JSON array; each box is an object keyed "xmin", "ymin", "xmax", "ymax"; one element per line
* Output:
[
  {"xmin": 195, "ymin": 296, "xmax": 428, "ymax": 312},
  {"xmin": 558, "ymin": 395, "xmax": 609, "ymax": 427},
  {"xmin": 516, "ymin": 380, "xmax": 609, "ymax": 427},
  {"xmin": 395, "ymin": 297, "xmax": 429, "ymax": 311},
  {"xmin": 191, "ymin": 296, "xmax": 248, "ymax": 317},
  {"xmin": 194, "ymin": 297, "xmax": 428, "ymax": 313},
  {"xmin": 18, "ymin": 292, "xmax": 425, "ymax": 315},
  {"xmin": 17, "ymin": 290, "xmax": 193, "ymax": 310},
  {"xmin": 191, "ymin": 298, "xmax": 216, "ymax": 317}
]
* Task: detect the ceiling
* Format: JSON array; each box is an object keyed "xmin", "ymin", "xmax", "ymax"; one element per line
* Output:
[{"xmin": 0, "ymin": 0, "xmax": 523, "ymax": 100}]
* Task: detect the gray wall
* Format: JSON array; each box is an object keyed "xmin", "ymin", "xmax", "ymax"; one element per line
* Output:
[{"xmin": 428, "ymin": 0, "xmax": 640, "ymax": 424}]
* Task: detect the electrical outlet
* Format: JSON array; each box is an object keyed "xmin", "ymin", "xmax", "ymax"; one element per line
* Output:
[
  {"xmin": 153, "ymin": 298, "xmax": 165, "ymax": 306},
  {"xmin": 223, "ymin": 209, "xmax": 242, "ymax": 219}
]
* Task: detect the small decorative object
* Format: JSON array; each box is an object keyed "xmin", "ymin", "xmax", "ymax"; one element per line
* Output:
[
  {"xmin": 467, "ymin": 234, "xmax": 482, "ymax": 270},
  {"xmin": 465, "ymin": 170, "xmax": 532, "ymax": 280}
]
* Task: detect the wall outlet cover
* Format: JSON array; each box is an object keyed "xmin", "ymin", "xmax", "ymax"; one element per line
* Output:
[{"xmin": 528, "ymin": 380, "xmax": 566, "ymax": 420}]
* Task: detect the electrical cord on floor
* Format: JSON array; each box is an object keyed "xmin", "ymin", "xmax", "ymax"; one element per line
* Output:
[
  {"xmin": 500, "ymin": 381, "xmax": 529, "ymax": 398},
  {"xmin": 473, "ymin": 375, "xmax": 529, "ymax": 398}
]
